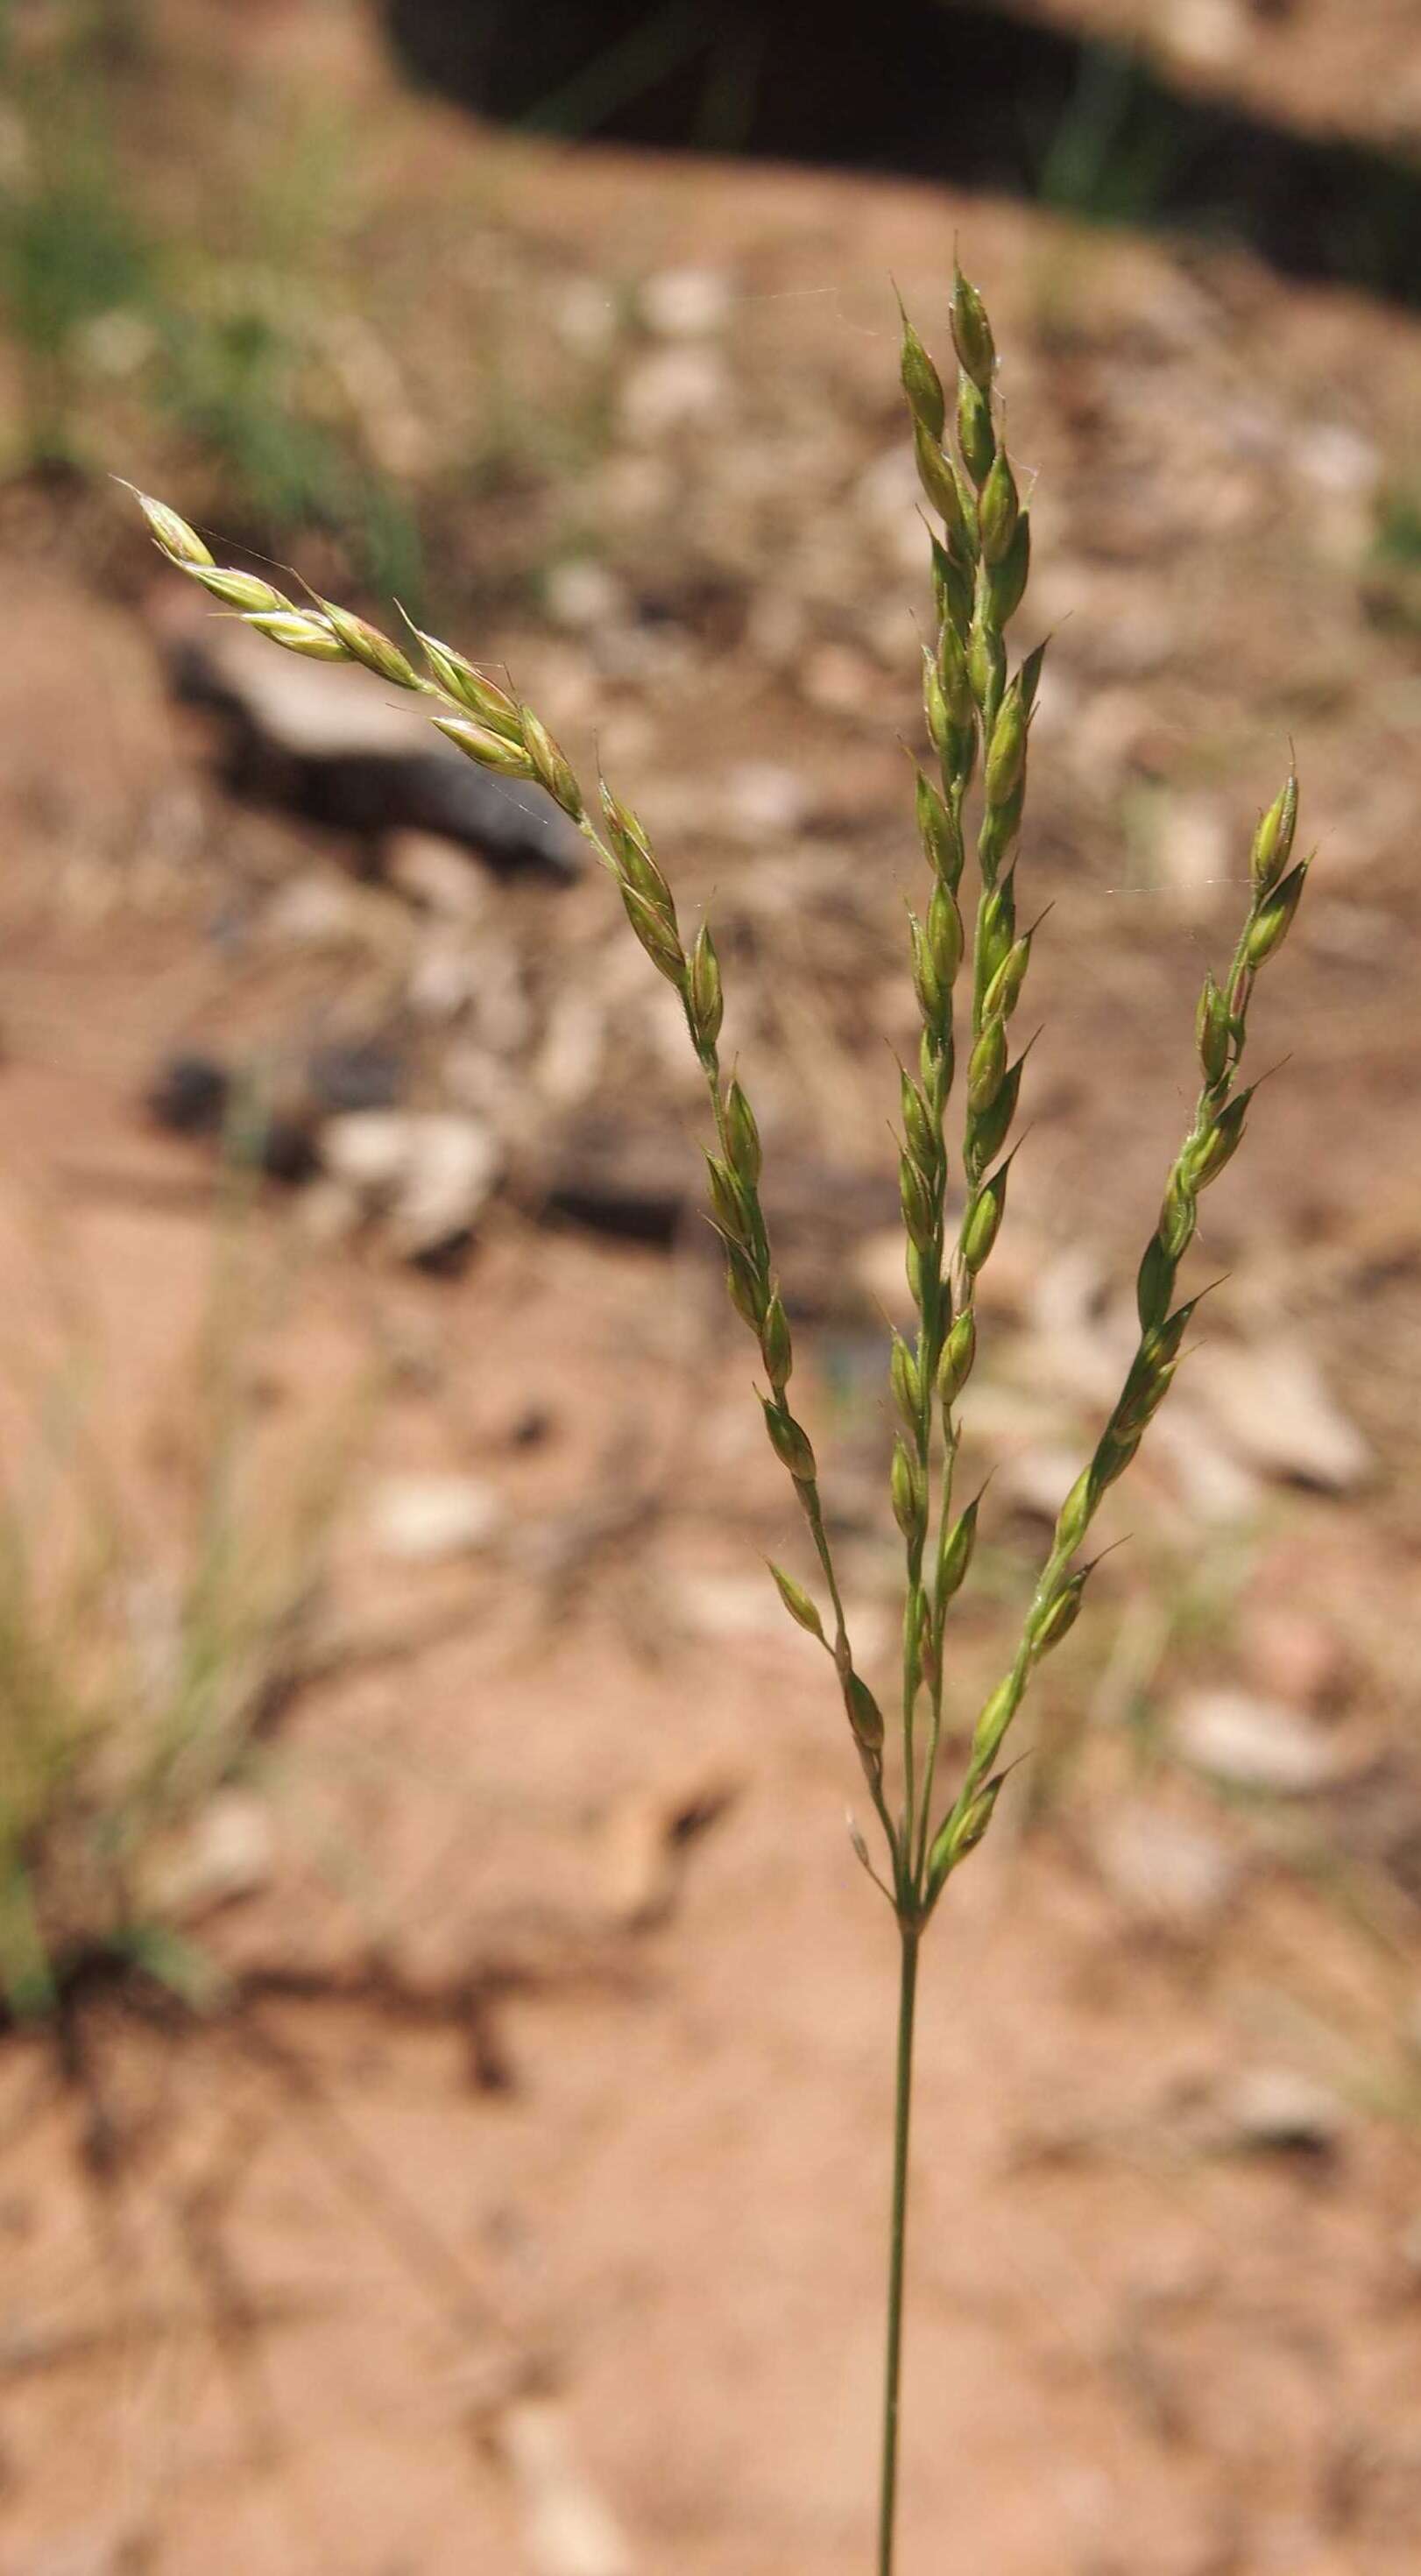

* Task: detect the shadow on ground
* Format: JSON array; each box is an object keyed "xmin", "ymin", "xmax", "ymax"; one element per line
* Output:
[{"xmin": 384, "ymin": 0, "xmax": 1421, "ymax": 308}]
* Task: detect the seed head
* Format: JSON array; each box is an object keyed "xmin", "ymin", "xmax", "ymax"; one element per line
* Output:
[
  {"xmin": 967, "ymin": 1049, "xmax": 1024, "ymax": 1179},
  {"xmin": 937, "ymin": 618, "xmax": 974, "ymax": 728},
  {"xmin": 971, "ymin": 1673, "xmax": 1017, "ymax": 1770},
  {"xmin": 966, "ymin": 1015, "xmax": 1007, "ymax": 1118},
  {"xmin": 1019, "ymin": 637, "xmax": 1049, "ymax": 716},
  {"xmin": 705, "ymin": 1151, "xmax": 751, "ymax": 1247},
  {"xmin": 132, "ymin": 490, "xmax": 213, "ymax": 567},
  {"xmin": 1053, "ymin": 1464, "xmax": 1094, "ymax": 1558},
  {"xmin": 937, "ymin": 1307, "xmax": 976, "ymax": 1410},
  {"xmin": 612, "ymin": 830, "xmax": 679, "ymax": 942},
  {"xmin": 723, "ymin": 1241, "xmax": 762, "ymax": 1330},
  {"xmin": 1112, "ymin": 1351, "xmax": 1177, "ymax": 1438},
  {"xmin": 419, "ymin": 632, "xmax": 524, "ymax": 738},
  {"xmin": 519, "ymin": 706, "xmax": 583, "ymax": 819},
  {"xmin": 599, "ymin": 776, "xmax": 651, "ymax": 860},
  {"xmin": 915, "ymin": 766, "xmax": 961, "ymax": 887},
  {"xmin": 913, "ymin": 421, "xmax": 971, "ymax": 554},
  {"xmin": 956, "ymin": 373, "xmax": 995, "ymax": 487},
  {"xmin": 937, "ymin": 1490, "xmax": 981, "ymax": 1601},
  {"xmin": 977, "ymin": 449, "xmax": 1020, "ymax": 567},
  {"xmin": 619, "ymin": 879, "xmax": 686, "ymax": 985},
  {"xmin": 244, "ymin": 609, "xmax": 347, "ymax": 661},
  {"xmin": 926, "ymin": 879, "xmax": 965, "ymax": 988},
  {"xmin": 890, "ymin": 1333, "xmax": 923, "ymax": 1429},
  {"xmin": 976, "ymin": 873, "xmax": 1016, "ymax": 988},
  {"xmin": 928, "ymin": 1773, "xmax": 1003, "ymax": 1888},
  {"xmin": 984, "ymin": 682, "xmax": 1027, "ymax": 808},
  {"xmin": 899, "ymin": 1149, "xmax": 937, "ymax": 1254},
  {"xmin": 962, "ymin": 1156, "xmax": 1010, "ymax": 1274},
  {"xmin": 910, "ymin": 918, "xmax": 945, "ymax": 1027},
  {"xmin": 920, "ymin": 1020, "xmax": 953, "ymax": 1106},
  {"xmin": 1246, "ymin": 858, "xmax": 1309, "ymax": 966},
  {"xmin": 725, "ymin": 1077, "xmax": 762, "ymax": 1186},
  {"xmin": 688, "ymin": 921, "xmax": 724, "ymax": 1051},
  {"xmin": 923, "ymin": 650, "xmax": 953, "ymax": 760},
  {"xmin": 1092, "ymin": 1422, "xmax": 1142, "ymax": 1490},
  {"xmin": 186, "ymin": 563, "xmax": 290, "ymax": 613},
  {"xmin": 891, "ymin": 1437, "xmax": 928, "ymax": 1542},
  {"xmin": 1186, "ymin": 1085, "xmax": 1254, "ymax": 1189},
  {"xmin": 760, "ymin": 1291, "xmax": 793, "ymax": 1389},
  {"xmin": 986, "ymin": 510, "xmax": 1030, "ymax": 625},
  {"xmin": 951, "ymin": 267, "xmax": 996, "ymax": 392},
  {"xmin": 979, "ymin": 778, "xmax": 1025, "ymax": 885},
  {"xmin": 1142, "ymin": 1295, "xmax": 1202, "ymax": 1372},
  {"xmin": 843, "ymin": 1670, "xmax": 885, "ymax": 1754},
  {"xmin": 319, "ymin": 600, "xmax": 420, "ymax": 689},
  {"xmin": 899, "ymin": 312, "xmax": 946, "ymax": 443},
  {"xmin": 767, "ymin": 1561, "xmax": 824, "ymax": 1641},
  {"xmin": 760, "ymin": 1396, "xmax": 816, "ymax": 1485},
  {"xmin": 1029, "ymin": 1567, "xmax": 1089, "ymax": 1660},
  {"xmin": 967, "ymin": 617, "xmax": 1006, "ymax": 717},
  {"xmin": 980, "ymin": 930, "xmax": 1032, "ymax": 1024},
  {"xmin": 1158, "ymin": 1166, "xmax": 1198, "ymax": 1260},
  {"xmin": 931, "ymin": 537, "xmax": 973, "ymax": 640},
  {"xmin": 1195, "ymin": 972, "xmax": 1231, "ymax": 1086},
  {"xmin": 900, "ymin": 1071, "xmax": 937, "ymax": 1179},
  {"xmin": 1250, "ymin": 770, "xmax": 1298, "ymax": 898},
  {"xmin": 1136, "ymin": 1232, "xmax": 1177, "ymax": 1332},
  {"xmin": 433, "ymin": 711, "xmax": 537, "ymax": 777}
]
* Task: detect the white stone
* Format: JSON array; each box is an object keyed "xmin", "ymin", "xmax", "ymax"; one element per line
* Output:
[
  {"xmin": 543, "ymin": 558, "xmax": 629, "ymax": 633},
  {"xmin": 369, "ymin": 1473, "xmax": 505, "ymax": 1563},
  {"xmin": 1190, "ymin": 1337, "xmax": 1370, "ymax": 1493},
  {"xmin": 1093, "ymin": 1803, "xmax": 1242, "ymax": 1933},
  {"xmin": 261, "ymin": 869, "xmax": 365, "ymax": 947},
  {"xmin": 320, "ymin": 1111, "xmax": 501, "ymax": 1254},
  {"xmin": 621, "ymin": 345, "xmax": 725, "ymax": 440},
  {"xmin": 1171, "ymin": 1690, "xmax": 1360, "ymax": 1794},
  {"xmin": 145, "ymin": 1789, "xmax": 274, "ymax": 1917},
  {"xmin": 639, "ymin": 265, "xmax": 732, "ymax": 339}
]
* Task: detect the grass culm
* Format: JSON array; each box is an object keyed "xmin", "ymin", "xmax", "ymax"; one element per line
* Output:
[{"xmin": 130, "ymin": 265, "xmax": 1311, "ymax": 2573}]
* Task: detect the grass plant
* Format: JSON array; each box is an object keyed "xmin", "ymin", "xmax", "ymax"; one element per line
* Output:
[
  {"xmin": 131, "ymin": 266, "xmax": 1310, "ymax": 2572},
  {"xmin": 0, "ymin": 15, "xmax": 421, "ymax": 591},
  {"xmin": 0, "ymin": 1160, "xmax": 359, "ymax": 2026}
]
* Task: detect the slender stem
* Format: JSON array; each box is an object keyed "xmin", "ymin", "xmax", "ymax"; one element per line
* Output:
[
  {"xmin": 900, "ymin": 1550, "xmax": 925, "ymax": 1860},
  {"xmin": 913, "ymin": 1422, "xmax": 958, "ymax": 1886},
  {"xmin": 877, "ymin": 1922, "xmax": 920, "ymax": 2576}
]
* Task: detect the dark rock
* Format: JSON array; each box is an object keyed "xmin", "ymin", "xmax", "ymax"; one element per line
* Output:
[{"xmin": 162, "ymin": 619, "xmax": 583, "ymax": 881}]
